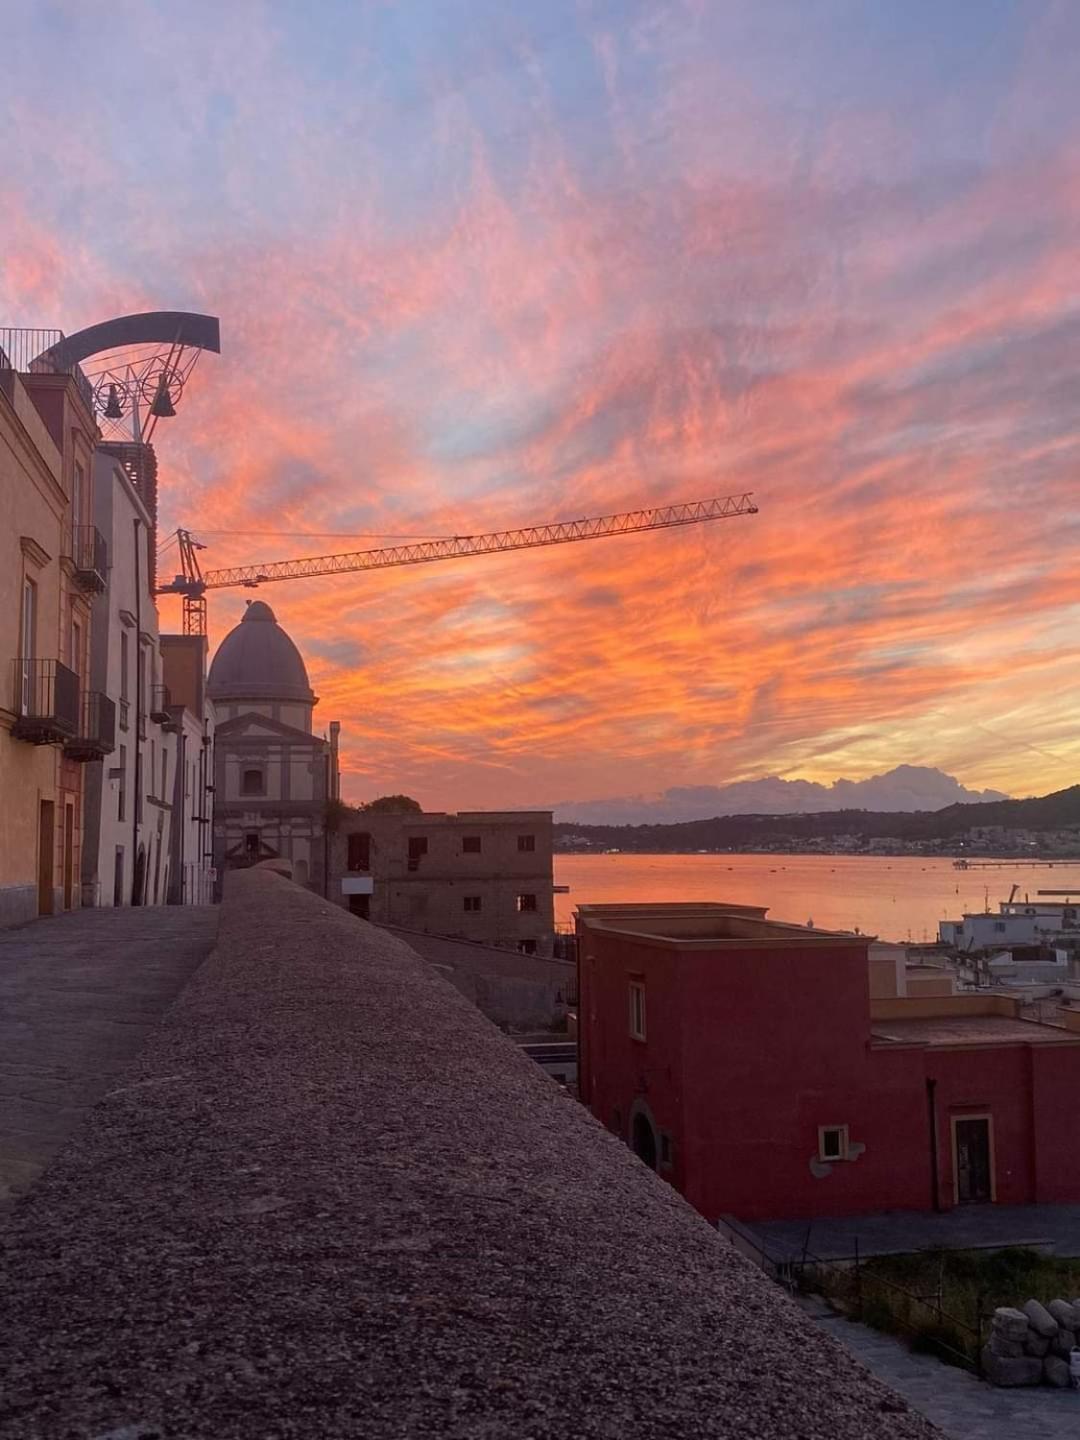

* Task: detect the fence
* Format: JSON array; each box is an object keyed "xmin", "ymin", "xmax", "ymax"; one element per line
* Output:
[{"xmin": 718, "ymin": 1221, "xmax": 985, "ymax": 1375}]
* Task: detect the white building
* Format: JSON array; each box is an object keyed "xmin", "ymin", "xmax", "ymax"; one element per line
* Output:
[
  {"xmin": 160, "ymin": 633, "xmax": 216, "ymax": 905},
  {"xmin": 939, "ymin": 898, "xmax": 1080, "ymax": 951},
  {"xmin": 81, "ymin": 450, "xmax": 177, "ymax": 906},
  {"xmin": 208, "ymin": 601, "xmax": 337, "ymax": 893},
  {"xmin": 988, "ymin": 945, "xmax": 1070, "ymax": 983}
]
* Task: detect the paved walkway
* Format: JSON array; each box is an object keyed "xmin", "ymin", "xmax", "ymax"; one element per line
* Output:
[
  {"xmin": 736, "ymin": 1204, "xmax": 1080, "ymax": 1262},
  {"xmin": 800, "ymin": 1294, "xmax": 1080, "ymax": 1439},
  {"xmin": 0, "ymin": 905, "xmax": 218, "ymax": 1214}
]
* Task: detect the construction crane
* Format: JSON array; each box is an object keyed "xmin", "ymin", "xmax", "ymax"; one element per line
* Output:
[{"xmin": 157, "ymin": 491, "xmax": 758, "ymax": 636}]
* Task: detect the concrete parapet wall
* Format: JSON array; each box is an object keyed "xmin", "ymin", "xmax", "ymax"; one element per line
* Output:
[
  {"xmin": 384, "ymin": 923, "xmax": 574, "ymax": 1029},
  {"xmin": 0, "ymin": 870, "xmax": 937, "ymax": 1438},
  {"xmin": 871, "ymin": 993, "xmax": 1020, "ymax": 1020}
]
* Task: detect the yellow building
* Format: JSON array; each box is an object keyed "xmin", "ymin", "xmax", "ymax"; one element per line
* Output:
[{"xmin": 1, "ymin": 338, "xmax": 104, "ymax": 925}]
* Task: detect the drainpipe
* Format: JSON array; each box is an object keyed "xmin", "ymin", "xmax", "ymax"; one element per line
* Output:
[
  {"xmin": 201, "ymin": 721, "xmax": 212, "ymax": 902},
  {"xmin": 926, "ymin": 1078, "xmax": 941, "ymax": 1212},
  {"xmin": 322, "ymin": 749, "xmax": 331, "ymax": 898},
  {"xmin": 131, "ymin": 517, "xmax": 142, "ymax": 905},
  {"xmin": 174, "ymin": 727, "xmax": 186, "ymax": 905}
]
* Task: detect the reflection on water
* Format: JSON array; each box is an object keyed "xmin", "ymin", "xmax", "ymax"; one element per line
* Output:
[{"xmin": 554, "ymin": 854, "xmax": 1080, "ymax": 943}]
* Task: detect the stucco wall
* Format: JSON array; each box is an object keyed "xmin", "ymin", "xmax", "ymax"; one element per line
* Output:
[{"xmin": 0, "ymin": 373, "xmax": 87, "ymax": 925}]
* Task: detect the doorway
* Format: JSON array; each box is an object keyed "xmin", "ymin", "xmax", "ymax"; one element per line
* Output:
[
  {"xmin": 132, "ymin": 844, "xmax": 146, "ymax": 907},
  {"xmin": 953, "ymin": 1116, "xmax": 994, "ymax": 1205},
  {"xmin": 631, "ymin": 1111, "xmax": 658, "ymax": 1171},
  {"xmin": 113, "ymin": 847, "xmax": 125, "ymax": 907},
  {"xmin": 37, "ymin": 800, "xmax": 55, "ymax": 915},
  {"xmin": 63, "ymin": 804, "xmax": 74, "ymax": 909}
]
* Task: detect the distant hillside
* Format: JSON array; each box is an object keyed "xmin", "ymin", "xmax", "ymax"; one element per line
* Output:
[
  {"xmin": 554, "ymin": 784, "xmax": 1080, "ymax": 852},
  {"xmin": 556, "ymin": 765, "xmax": 1008, "ymax": 825}
]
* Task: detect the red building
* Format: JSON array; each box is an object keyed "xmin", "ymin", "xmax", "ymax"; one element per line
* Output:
[{"xmin": 577, "ymin": 903, "xmax": 1080, "ymax": 1222}]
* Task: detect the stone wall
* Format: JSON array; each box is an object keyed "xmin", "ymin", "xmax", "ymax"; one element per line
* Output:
[
  {"xmin": 384, "ymin": 924, "xmax": 575, "ymax": 1029},
  {"xmin": 985, "ymin": 1299, "xmax": 1080, "ymax": 1387},
  {"xmin": 0, "ymin": 870, "xmax": 939, "ymax": 1438}
]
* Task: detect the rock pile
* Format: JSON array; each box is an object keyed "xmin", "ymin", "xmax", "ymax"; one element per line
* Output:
[{"xmin": 982, "ymin": 1299, "xmax": 1080, "ymax": 1387}]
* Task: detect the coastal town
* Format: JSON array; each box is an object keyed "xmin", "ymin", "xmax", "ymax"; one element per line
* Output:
[{"xmin": 6, "ymin": 5, "xmax": 1080, "ymax": 1439}]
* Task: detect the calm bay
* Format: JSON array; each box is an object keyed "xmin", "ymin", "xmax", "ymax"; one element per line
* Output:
[{"xmin": 553, "ymin": 853, "xmax": 1080, "ymax": 943}]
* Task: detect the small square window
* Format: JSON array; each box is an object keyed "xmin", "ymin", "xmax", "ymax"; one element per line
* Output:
[
  {"xmin": 818, "ymin": 1125, "xmax": 849, "ymax": 1162},
  {"xmin": 462, "ymin": 835, "xmax": 482, "ymax": 854},
  {"xmin": 517, "ymin": 834, "xmax": 535, "ymax": 852},
  {"xmin": 516, "ymin": 893, "xmax": 537, "ymax": 913},
  {"xmin": 518, "ymin": 939, "xmax": 537, "ymax": 954},
  {"xmin": 629, "ymin": 981, "xmax": 646, "ymax": 1041},
  {"xmin": 463, "ymin": 896, "xmax": 482, "ymax": 912},
  {"xmin": 408, "ymin": 836, "xmax": 428, "ymax": 858}
]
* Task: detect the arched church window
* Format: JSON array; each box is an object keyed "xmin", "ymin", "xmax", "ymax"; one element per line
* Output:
[{"xmin": 242, "ymin": 768, "xmax": 265, "ymax": 796}]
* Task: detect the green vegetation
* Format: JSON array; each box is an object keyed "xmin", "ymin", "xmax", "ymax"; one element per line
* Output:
[
  {"xmin": 362, "ymin": 794, "xmax": 423, "ymax": 814},
  {"xmin": 807, "ymin": 1247, "xmax": 1080, "ymax": 1369}
]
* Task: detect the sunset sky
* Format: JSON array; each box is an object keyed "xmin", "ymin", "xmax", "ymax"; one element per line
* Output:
[{"xmin": 4, "ymin": 1, "xmax": 1080, "ymax": 813}]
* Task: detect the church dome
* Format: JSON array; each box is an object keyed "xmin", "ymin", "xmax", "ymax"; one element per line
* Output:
[{"xmin": 208, "ymin": 600, "xmax": 316, "ymax": 705}]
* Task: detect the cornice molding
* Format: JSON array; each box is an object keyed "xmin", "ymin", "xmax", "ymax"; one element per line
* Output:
[{"xmin": 20, "ymin": 536, "xmax": 52, "ymax": 568}]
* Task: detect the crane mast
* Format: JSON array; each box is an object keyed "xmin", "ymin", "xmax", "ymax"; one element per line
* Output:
[{"xmin": 159, "ymin": 491, "xmax": 757, "ymax": 635}]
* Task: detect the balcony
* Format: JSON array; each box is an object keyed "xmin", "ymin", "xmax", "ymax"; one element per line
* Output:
[
  {"xmin": 118, "ymin": 697, "xmax": 130, "ymax": 732},
  {"xmin": 67, "ymin": 524, "xmax": 108, "ymax": 593},
  {"xmin": 65, "ymin": 691, "xmax": 117, "ymax": 762},
  {"xmin": 150, "ymin": 683, "xmax": 176, "ymax": 728},
  {"xmin": 10, "ymin": 659, "xmax": 79, "ymax": 745}
]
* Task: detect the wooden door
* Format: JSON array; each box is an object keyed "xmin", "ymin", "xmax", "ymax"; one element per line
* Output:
[
  {"xmin": 63, "ymin": 804, "xmax": 74, "ymax": 909},
  {"xmin": 37, "ymin": 800, "xmax": 54, "ymax": 915},
  {"xmin": 955, "ymin": 1117, "xmax": 993, "ymax": 1204}
]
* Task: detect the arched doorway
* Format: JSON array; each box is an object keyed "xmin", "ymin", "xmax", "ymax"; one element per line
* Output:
[{"xmin": 632, "ymin": 1111, "xmax": 658, "ymax": 1171}]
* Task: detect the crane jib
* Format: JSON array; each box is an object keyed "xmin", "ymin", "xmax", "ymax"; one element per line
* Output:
[{"xmin": 178, "ymin": 491, "xmax": 758, "ymax": 594}]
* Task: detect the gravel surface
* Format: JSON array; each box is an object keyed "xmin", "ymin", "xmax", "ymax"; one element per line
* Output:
[{"xmin": 0, "ymin": 870, "xmax": 940, "ymax": 1438}]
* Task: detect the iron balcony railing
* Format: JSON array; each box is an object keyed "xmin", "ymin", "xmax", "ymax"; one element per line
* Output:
[
  {"xmin": 65, "ymin": 691, "xmax": 117, "ymax": 762},
  {"xmin": 0, "ymin": 328, "xmax": 94, "ymax": 413},
  {"xmin": 150, "ymin": 683, "xmax": 174, "ymax": 725},
  {"xmin": 11, "ymin": 659, "xmax": 79, "ymax": 744},
  {"xmin": 67, "ymin": 524, "xmax": 108, "ymax": 593}
]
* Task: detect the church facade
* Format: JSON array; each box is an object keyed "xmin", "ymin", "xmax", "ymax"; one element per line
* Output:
[{"xmin": 208, "ymin": 601, "xmax": 337, "ymax": 893}]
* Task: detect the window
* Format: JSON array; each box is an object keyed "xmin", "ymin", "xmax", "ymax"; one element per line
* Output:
[
  {"xmin": 347, "ymin": 832, "xmax": 371, "ymax": 872},
  {"xmin": 407, "ymin": 835, "xmax": 427, "ymax": 871},
  {"xmin": 161, "ymin": 750, "xmax": 169, "ymax": 802},
  {"xmin": 993, "ymin": 922, "xmax": 1006, "ymax": 933},
  {"xmin": 516, "ymin": 893, "xmax": 537, "ymax": 913},
  {"xmin": 659, "ymin": 1133, "xmax": 672, "ymax": 1166},
  {"xmin": 463, "ymin": 896, "xmax": 482, "ymax": 912},
  {"xmin": 19, "ymin": 577, "xmax": 36, "ymax": 713},
  {"xmin": 518, "ymin": 938, "xmax": 537, "ymax": 954},
  {"xmin": 117, "ymin": 744, "xmax": 127, "ymax": 822},
  {"xmin": 120, "ymin": 631, "xmax": 129, "ymax": 700},
  {"xmin": 462, "ymin": 835, "xmax": 482, "ymax": 854},
  {"xmin": 517, "ymin": 834, "xmax": 535, "ymax": 852},
  {"xmin": 241, "ymin": 768, "xmax": 265, "ymax": 796},
  {"xmin": 72, "ymin": 461, "xmax": 84, "ymax": 525},
  {"xmin": 71, "ymin": 617, "xmax": 81, "ymax": 677},
  {"xmin": 348, "ymin": 894, "xmax": 370, "ymax": 919},
  {"xmin": 244, "ymin": 833, "xmax": 260, "ymax": 858},
  {"xmin": 818, "ymin": 1125, "xmax": 849, "ymax": 1163},
  {"xmin": 629, "ymin": 981, "xmax": 646, "ymax": 1041}
]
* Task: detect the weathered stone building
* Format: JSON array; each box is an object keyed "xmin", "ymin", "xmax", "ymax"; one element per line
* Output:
[
  {"xmin": 208, "ymin": 601, "xmax": 335, "ymax": 892},
  {"xmin": 331, "ymin": 808, "xmax": 555, "ymax": 954}
]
